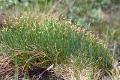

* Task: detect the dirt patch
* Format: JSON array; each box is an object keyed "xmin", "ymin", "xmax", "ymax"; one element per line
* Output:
[
  {"xmin": 28, "ymin": 65, "xmax": 64, "ymax": 80},
  {"xmin": 0, "ymin": 54, "xmax": 64, "ymax": 80}
]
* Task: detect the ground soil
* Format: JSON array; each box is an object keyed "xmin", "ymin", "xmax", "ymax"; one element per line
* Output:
[{"xmin": 0, "ymin": 54, "xmax": 64, "ymax": 80}]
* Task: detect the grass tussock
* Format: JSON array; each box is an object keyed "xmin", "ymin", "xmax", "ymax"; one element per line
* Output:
[{"xmin": 0, "ymin": 14, "xmax": 113, "ymax": 79}]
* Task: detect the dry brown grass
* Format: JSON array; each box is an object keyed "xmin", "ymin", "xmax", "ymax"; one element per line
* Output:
[{"xmin": 0, "ymin": 54, "xmax": 14, "ymax": 80}]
